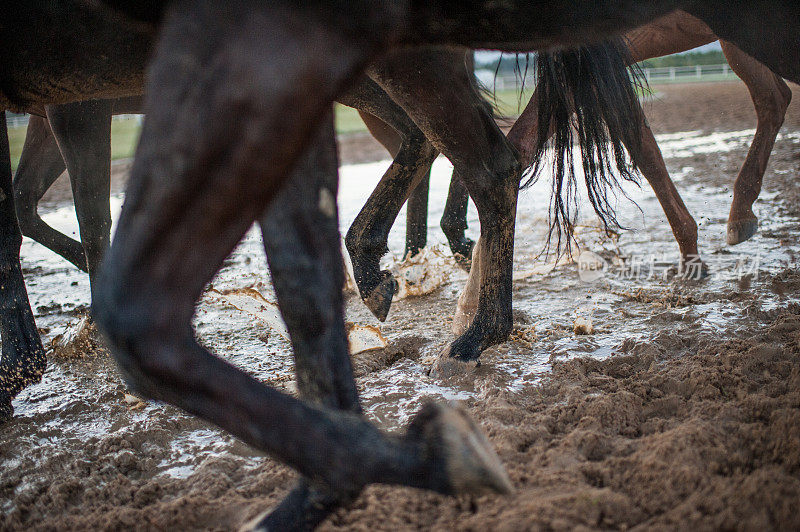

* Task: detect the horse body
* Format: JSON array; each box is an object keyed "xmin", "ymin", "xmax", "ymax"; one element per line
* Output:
[{"xmin": 0, "ymin": 3, "xmax": 151, "ymax": 113}]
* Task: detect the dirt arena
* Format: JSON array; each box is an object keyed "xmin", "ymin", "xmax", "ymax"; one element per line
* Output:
[{"xmin": 2, "ymin": 80, "xmax": 800, "ymax": 531}]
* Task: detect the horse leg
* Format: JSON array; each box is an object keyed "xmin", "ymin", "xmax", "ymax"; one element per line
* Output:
[
  {"xmin": 47, "ymin": 99, "xmax": 113, "ymax": 300},
  {"xmin": 13, "ymin": 115, "xmax": 87, "ymax": 271},
  {"xmin": 369, "ymin": 48, "xmax": 520, "ymax": 364},
  {"xmin": 721, "ymin": 41, "xmax": 792, "ymax": 245},
  {"xmin": 441, "ymin": 173, "xmax": 474, "ymax": 267},
  {"xmin": 405, "ymin": 173, "xmax": 429, "ymax": 258},
  {"xmin": 358, "ymin": 109, "xmax": 430, "ymax": 259},
  {"xmin": 341, "ymin": 80, "xmax": 438, "ymax": 321},
  {"xmin": 629, "ymin": 115, "xmax": 703, "ymax": 276},
  {"xmin": 0, "ymin": 113, "xmax": 46, "ymax": 422},
  {"xmin": 251, "ymin": 113, "xmax": 361, "ymax": 531},
  {"xmin": 94, "ymin": 0, "xmax": 509, "ymax": 504}
]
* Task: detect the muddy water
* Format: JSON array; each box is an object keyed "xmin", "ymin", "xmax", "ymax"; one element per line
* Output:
[{"xmin": 2, "ymin": 128, "xmax": 800, "ymax": 525}]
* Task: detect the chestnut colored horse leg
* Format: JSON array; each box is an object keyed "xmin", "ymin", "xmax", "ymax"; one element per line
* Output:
[{"xmin": 721, "ymin": 41, "xmax": 792, "ymax": 245}]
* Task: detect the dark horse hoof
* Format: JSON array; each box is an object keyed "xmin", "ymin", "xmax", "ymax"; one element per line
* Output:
[
  {"xmin": 727, "ymin": 217, "xmax": 758, "ymax": 246},
  {"xmin": 406, "ymin": 401, "xmax": 513, "ymax": 495},
  {"xmin": 362, "ymin": 270, "xmax": 398, "ymax": 322},
  {"xmin": 428, "ymin": 331, "xmax": 483, "ymax": 379},
  {"xmin": 450, "ymin": 237, "xmax": 475, "ymax": 272},
  {"xmin": 240, "ymin": 402, "xmax": 512, "ymax": 532}
]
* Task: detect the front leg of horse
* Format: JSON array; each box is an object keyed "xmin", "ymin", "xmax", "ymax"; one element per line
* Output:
[
  {"xmin": 0, "ymin": 114, "xmax": 46, "ymax": 421},
  {"xmin": 94, "ymin": 2, "xmax": 510, "ymax": 526},
  {"xmin": 13, "ymin": 115, "xmax": 88, "ymax": 272},
  {"xmin": 340, "ymin": 79, "xmax": 438, "ymax": 321},
  {"xmin": 253, "ymin": 116, "xmax": 362, "ymax": 530},
  {"xmin": 441, "ymin": 187, "xmax": 517, "ymax": 365},
  {"xmin": 441, "ymin": 173, "xmax": 475, "ymax": 269},
  {"xmin": 405, "ymin": 172, "xmax": 429, "ymax": 258},
  {"xmin": 46, "ymin": 100, "xmax": 114, "ymax": 300}
]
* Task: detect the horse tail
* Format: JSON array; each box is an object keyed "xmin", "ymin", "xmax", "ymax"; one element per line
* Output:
[{"xmin": 522, "ymin": 37, "xmax": 647, "ymax": 256}]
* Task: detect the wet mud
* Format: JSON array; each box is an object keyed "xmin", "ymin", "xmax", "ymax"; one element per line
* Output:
[{"xmin": 2, "ymin": 81, "xmax": 800, "ymax": 530}]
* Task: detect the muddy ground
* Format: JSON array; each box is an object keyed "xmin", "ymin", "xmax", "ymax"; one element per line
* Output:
[{"xmin": 2, "ymin": 80, "xmax": 800, "ymax": 531}]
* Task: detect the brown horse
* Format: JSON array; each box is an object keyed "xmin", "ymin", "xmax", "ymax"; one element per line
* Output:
[
  {"xmin": 455, "ymin": 10, "xmax": 795, "ymax": 334},
  {"xmin": 510, "ymin": 10, "xmax": 792, "ymax": 252}
]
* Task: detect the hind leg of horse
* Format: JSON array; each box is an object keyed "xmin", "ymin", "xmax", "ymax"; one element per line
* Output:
[
  {"xmin": 252, "ymin": 116, "xmax": 362, "ymax": 531},
  {"xmin": 441, "ymin": 173, "xmax": 474, "ymax": 267},
  {"xmin": 0, "ymin": 113, "xmax": 46, "ymax": 422},
  {"xmin": 12, "ymin": 116, "xmax": 87, "ymax": 271},
  {"xmin": 405, "ymin": 173, "xmax": 429, "ymax": 258},
  {"xmin": 629, "ymin": 115, "xmax": 705, "ymax": 277},
  {"xmin": 370, "ymin": 48, "xmax": 520, "ymax": 363},
  {"xmin": 47, "ymin": 100, "xmax": 113, "ymax": 301},
  {"xmin": 94, "ymin": 0, "xmax": 508, "ymax": 505},
  {"xmin": 720, "ymin": 41, "xmax": 792, "ymax": 245},
  {"xmin": 357, "ymin": 110, "xmax": 430, "ymax": 259},
  {"xmin": 342, "ymin": 81, "xmax": 438, "ymax": 321}
]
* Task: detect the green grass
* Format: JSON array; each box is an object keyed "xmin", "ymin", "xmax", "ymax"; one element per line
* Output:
[
  {"xmin": 332, "ymin": 88, "xmax": 538, "ymax": 137},
  {"xmin": 8, "ymin": 118, "xmax": 143, "ymax": 172},
  {"xmin": 4, "ymin": 87, "xmax": 541, "ymax": 171},
  {"xmin": 8, "ymin": 110, "xmax": 371, "ymax": 171}
]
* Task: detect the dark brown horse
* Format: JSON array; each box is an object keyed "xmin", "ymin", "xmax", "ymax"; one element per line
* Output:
[
  {"xmin": 12, "ymin": 80, "xmax": 441, "ymax": 321},
  {"xmin": 92, "ymin": 1, "xmax": 799, "ymax": 528}
]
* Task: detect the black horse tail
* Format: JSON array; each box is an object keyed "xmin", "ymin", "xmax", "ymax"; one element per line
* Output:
[{"xmin": 522, "ymin": 37, "xmax": 647, "ymax": 256}]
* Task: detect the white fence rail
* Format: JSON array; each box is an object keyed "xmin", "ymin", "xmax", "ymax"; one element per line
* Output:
[
  {"xmin": 485, "ymin": 63, "xmax": 738, "ymax": 91},
  {"xmin": 5, "ymin": 112, "xmax": 141, "ymax": 129}
]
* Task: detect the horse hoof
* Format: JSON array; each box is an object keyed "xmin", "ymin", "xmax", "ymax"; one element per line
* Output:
[
  {"xmin": 408, "ymin": 401, "xmax": 513, "ymax": 495},
  {"xmin": 667, "ymin": 257, "xmax": 711, "ymax": 281},
  {"xmin": 727, "ymin": 218, "xmax": 758, "ymax": 245},
  {"xmin": 429, "ymin": 355, "xmax": 478, "ymax": 379},
  {"xmin": 453, "ymin": 252, "xmax": 472, "ymax": 272},
  {"xmin": 362, "ymin": 271, "xmax": 398, "ymax": 322}
]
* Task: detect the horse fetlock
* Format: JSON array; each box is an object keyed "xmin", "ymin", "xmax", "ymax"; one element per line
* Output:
[
  {"xmin": 678, "ymin": 255, "xmax": 710, "ymax": 281},
  {"xmin": 406, "ymin": 401, "xmax": 512, "ymax": 496},
  {"xmin": 448, "ymin": 237, "xmax": 475, "ymax": 270}
]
